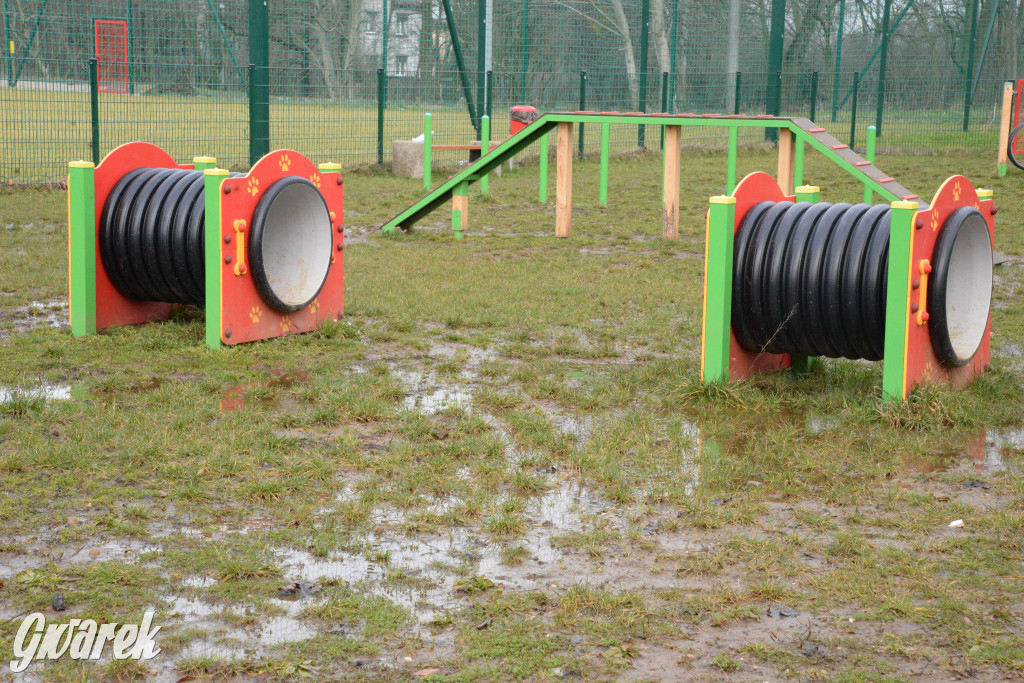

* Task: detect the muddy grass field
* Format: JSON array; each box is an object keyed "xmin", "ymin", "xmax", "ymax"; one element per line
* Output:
[{"xmin": 1, "ymin": 148, "xmax": 1023, "ymax": 682}]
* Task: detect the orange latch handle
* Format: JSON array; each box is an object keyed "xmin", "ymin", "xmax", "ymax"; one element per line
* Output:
[
  {"xmin": 916, "ymin": 259, "xmax": 931, "ymax": 326},
  {"xmin": 233, "ymin": 220, "xmax": 248, "ymax": 276}
]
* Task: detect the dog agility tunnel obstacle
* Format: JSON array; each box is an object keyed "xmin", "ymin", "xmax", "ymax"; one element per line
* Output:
[
  {"xmin": 68, "ymin": 142, "xmax": 345, "ymax": 349},
  {"xmin": 701, "ymin": 172, "xmax": 996, "ymax": 401},
  {"xmin": 381, "ymin": 111, "xmax": 916, "ymax": 238},
  {"xmin": 383, "ymin": 111, "xmax": 996, "ymax": 401}
]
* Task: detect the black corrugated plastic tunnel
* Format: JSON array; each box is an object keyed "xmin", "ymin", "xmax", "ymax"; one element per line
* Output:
[
  {"xmin": 99, "ymin": 168, "xmax": 333, "ymax": 313},
  {"xmin": 732, "ymin": 201, "xmax": 992, "ymax": 367}
]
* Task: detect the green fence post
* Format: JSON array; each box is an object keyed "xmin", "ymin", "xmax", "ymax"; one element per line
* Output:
[
  {"xmin": 765, "ymin": 0, "xmax": 786, "ymax": 141},
  {"xmin": 660, "ymin": 71, "xmax": 669, "ymax": 149},
  {"xmin": 68, "ymin": 161, "xmax": 97, "ymax": 337},
  {"xmin": 518, "ymin": 0, "xmax": 529, "ymax": 103},
  {"xmin": 881, "ymin": 200, "xmax": 919, "ymax": 400},
  {"xmin": 88, "ymin": 58, "xmax": 100, "ymax": 166},
  {"xmin": 726, "ymin": 124, "xmax": 738, "ymax": 193},
  {"xmin": 480, "ymin": 114, "xmax": 490, "ymax": 196},
  {"xmin": 3, "ymin": 0, "xmax": 12, "ymax": 87},
  {"xmin": 578, "ymin": 71, "xmax": 586, "ymax": 159},
  {"xmin": 477, "ymin": 0, "xmax": 486, "ymax": 133},
  {"xmin": 377, "ymin": 68, "xmax": 385, "ymax": 167},
  {"xmin": 638, "ymin": 0, "xmax": 650, "ymax": 148},
  {"xmin": 849, "ymin": 71, "xmax": 859, "ymax": 149},
  {"xmin": 809, "ymin": 70, "xmax": 818, "ymax": 120},
  {"xmin": 247, "ymin": 0, "xmax": 269, "ymax": 164},
  {"xmin": 204, "ymin": 169, "xmax": 229, "ymax": 350},
  {"xmin": 733, "ymin": 71, "xmax": 742, "ymax": 115},
  {"xmin": 485, "ymin": 69, "xmax": 493, "ymax": 120},
  {"xmin": 423, "ymin": 112, "xmax": 432, "ymax": 190},
  {"xmin": 864, "ymin": 125, "xmax": 877, "ymax": 203},
  {"xmin": 539, "ymin": 131, "xmax": 549, "ymax": 203},
  {"xmin": 875, "ymin": 0, "xmax": 892, "ymax": 136},
  {"xmin": 599, "ymin": 122, "xmax": 609, "ymax": 206},
  {"xmin": 441, "ymin": 0, "xmax": 478, "ymax": 134},
  {"xmin": 961, "ymin": 0, "xmax": 979, "ymax": 132},
  {"xmin": 831, "ymin": 0, "xmax": 846, "ymax": 121},
  {"xmin": 701, "ymin": 195, "xmax": 737, "ymax": 384}
]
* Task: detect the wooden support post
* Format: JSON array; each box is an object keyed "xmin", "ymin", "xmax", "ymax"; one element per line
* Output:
[
  {"xmin": 555, "ymin": 121, "xmax": 573, "ymax": 238},
  {"xmin": 777, "ymin": 127, "xmax": 795, "ymax": 195},
  {"xmin": 662, "ymin": 124, "xmax": 681, "ymax": 240},
  {"xmin": 452, "ymin": 180, "xmax": 469, "ymax": 239},
  {"xmin": 997, "ymin": 81, "xmax": 1013, "ymax": 177}
]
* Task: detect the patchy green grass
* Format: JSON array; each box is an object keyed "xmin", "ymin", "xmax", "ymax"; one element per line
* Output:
[{"xmin": 0, "ymin": 148, "xmax": 1023, "ymax": 681}]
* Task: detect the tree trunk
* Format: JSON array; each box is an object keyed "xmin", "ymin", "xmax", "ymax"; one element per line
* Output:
[{"xmin": 609, "ymin": 0, "xmax": 639, "ymax": 108}]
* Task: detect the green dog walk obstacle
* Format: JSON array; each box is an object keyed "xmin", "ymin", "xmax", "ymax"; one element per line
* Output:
[{"xmin": 380, "ymin": 111, "xmax": 916, "ymax": 239}]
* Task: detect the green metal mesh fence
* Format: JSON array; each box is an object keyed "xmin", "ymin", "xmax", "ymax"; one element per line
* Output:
[{"xmin": 1, "ymin": 0, "xmax": 1021, "ymax": 183}]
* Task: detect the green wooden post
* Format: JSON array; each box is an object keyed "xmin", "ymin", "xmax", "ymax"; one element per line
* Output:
[
  {"xmin": 68, "ymin": 161, "xmax": 97, "ymax": 337},
  {"xmin": 864, "ymin": 125, "xmax": 877, "ymax": 203},
  {"xmin": 881, "ymin": 200, "xmax": 918, "ymax": 400},
  {"xmin": 726, "ymin": 125, "xmax": 738, "ymax": 193},
  {"xmin": 875, "ymin": 0, "xmax": 892, "ymax": 136},
  {"xmin": 638, "ymin": 0, "xmax": 650, "ymax": 148},
  {"xmin": 578, "ymin": 71, "xmax": 586, "ymax": 159},
  {"xmin": 377, "ymin": 68, "xmax": 386, "ymax": 166},
  {"xmin": 192, "ymin": 156, "xmax": 216, "ymax": 171},
  {"xmin": 204, "ymin": 169, "xmax": 229, "ymax": 350},
  {"xmin": 480, "ymin": 114, "xmax": 490, "ymax": 196},
  {"xmin": 88, "ymin": 58, "xmax": 100, "ymax": 165},
  {"xmin": 538, "ymin": 132, "xmax": 549, "ymax": 203},
  {"xmin": 701, "ymin": 195, "xmax": 737, "ymax": 383},
  {"xmin": 423, "ymin": 112, "xmax": 432, "ymax": 190},
  {"xmin": 599, "ymin": 122, "xmax": 610, "ymax": 207}
]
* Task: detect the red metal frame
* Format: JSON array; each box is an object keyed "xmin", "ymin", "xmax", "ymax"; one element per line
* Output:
[
  {"xmin": 217, "ymin": 151, "xmax": 345, "ymax": 345},
  {"xmin": 94, "ymin": 19, "xmax": 129, "ymax": 95},
  {"xmin": 726, "ymin": 172, "xmax": 795, "ymax": 380},
  {"xmin": 904, "ymin": 177, "xmax": 993, "ymax": 394}
]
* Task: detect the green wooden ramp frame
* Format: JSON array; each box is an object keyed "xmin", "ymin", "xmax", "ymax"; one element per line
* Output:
[{"xmin": 380, "ymin": 112, "xmax": 917, "ymax": 237}]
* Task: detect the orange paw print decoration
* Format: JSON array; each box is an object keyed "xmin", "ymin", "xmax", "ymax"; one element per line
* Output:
[
  {"xmin": 279, "ymin": 153, "xmax": 291, "ymax": 172},
  {"xmin": 279, "ymin": 316, "xmax": 293, "ymax": 333},
  {"xmin": 309, "ymin": 172, "xmax": 321, "ymax": 189},
  {"xmin": 247, "ymin": 177, "xmax": 259, "ymax": 197},
  {"xmin": 249, "ymin": 305, "xmax": 262, "ymax": 323}
]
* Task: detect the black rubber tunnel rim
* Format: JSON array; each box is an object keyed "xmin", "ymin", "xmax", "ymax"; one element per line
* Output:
[
  {"xmin": 248, "ymin": 176, "xmax": 333, "ymax": 314},
  {"xmin": 928, "ymin": 206, "xmax": 993, "ymax": 368}
]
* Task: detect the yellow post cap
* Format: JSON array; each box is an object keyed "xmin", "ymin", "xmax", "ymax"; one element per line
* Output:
[
  {"xmin": 203, "ymin": 168, "xmax": 230, "ymax": 176},
  {"xmin": 69, "ymin": 161, "xmax": 95, "ymax": 169},
  {"xmin": 710, "ymin": 196, "xmax": 737, "ymax": 204},
  {"xmin": 192, "ymin": 156, "xmax": 217, "ymax": 164},
  {"xmin": 319, "ymin": 162, "xmax": 342, "ymax": 171},
  {"xmin": 795, "ymin": 185, "xmax": 820, "ymax": 193},
  {"xmin": 977, "ymin": 188, "xmax": 994, "ymax": 199},
  {"xmin": 891, "ymin": 200, "xmax": 920, "ymax": 210}
]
